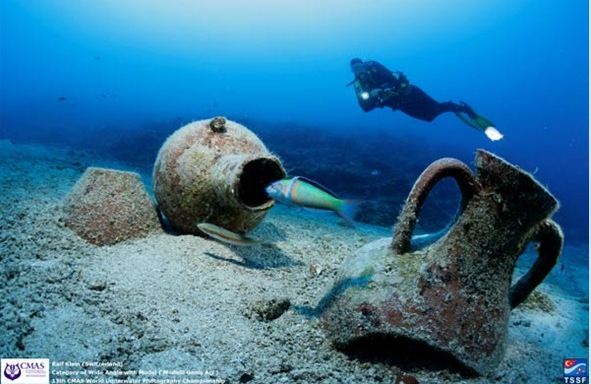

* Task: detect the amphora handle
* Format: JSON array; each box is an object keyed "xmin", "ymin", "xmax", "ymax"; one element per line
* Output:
[
  {"xmin": 391, "ymin": 158, "xmax": 480, "ymax": 254},
  {"xmin": 509, "ymin": 219, "xmax": 563, "ymax": 309}
]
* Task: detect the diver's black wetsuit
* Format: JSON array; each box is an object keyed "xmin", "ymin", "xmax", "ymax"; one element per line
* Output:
[{"xmin": 350, "ymin": 59, "xmax": 476, "ymax": 122}]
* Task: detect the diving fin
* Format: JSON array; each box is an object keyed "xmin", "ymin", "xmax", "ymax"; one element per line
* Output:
[
  {"xmin": 455, "ymin": 110, "xmax": 503, "ymax": 141},
  {"xmin": 483, "ymin": 126, "xmax": 503, "ymax": 141}
]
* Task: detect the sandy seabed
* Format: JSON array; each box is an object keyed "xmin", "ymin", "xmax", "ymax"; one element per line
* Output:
[{"xmin": 0, "ymin": 139, "xmax": 588, "ymax": 384}]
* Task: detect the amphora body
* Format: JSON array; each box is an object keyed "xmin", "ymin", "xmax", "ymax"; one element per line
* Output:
[
  {"xmin": 153, "ymin": 117, "xmax": 285, "ymax": 234},
  {"xmin": 321, "ymin": 150, "xmax": 563, "ymax": 375}
]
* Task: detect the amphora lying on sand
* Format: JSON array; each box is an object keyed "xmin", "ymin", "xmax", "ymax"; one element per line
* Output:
[{"xmin": 321, "ymin": 149, "xmax": 563, "ymax": 375}]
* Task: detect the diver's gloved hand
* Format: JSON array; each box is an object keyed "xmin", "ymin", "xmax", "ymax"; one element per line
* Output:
[
  {"xmin": 370, "ymin": 87, "xmax": 402, "ymax": 107},
  {"xmin": 374, "ymin": 88, "xmax": 400, "ymax": 105},
  {"xmin": 369, "ymin": 89, "xmax": 387, "ymax": 106}
]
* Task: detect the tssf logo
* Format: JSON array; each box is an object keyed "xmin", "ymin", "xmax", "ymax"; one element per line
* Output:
[
  {"xmin": 564, "ymin": 358, "xmax": 588, "ymax": 383},
  {"xmin": 0, "ymin": 359, "xmax": 49, "ymax": 384}
]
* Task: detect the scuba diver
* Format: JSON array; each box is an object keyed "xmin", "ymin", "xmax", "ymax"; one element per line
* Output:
[{"xmin": 348, "ymin": 58, "xmax": 503, "ymax": 141}]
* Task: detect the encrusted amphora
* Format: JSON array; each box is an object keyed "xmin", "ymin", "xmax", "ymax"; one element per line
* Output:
[
  {"xmin": 321, "ymin": 149, "xmax": 563, "ymax": 375},
  {"xmin": 153, "ymin": 117, "xmax": 285, "ymax": 235}
]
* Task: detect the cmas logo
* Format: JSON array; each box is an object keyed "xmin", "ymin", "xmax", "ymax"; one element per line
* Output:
[
  {"xmin": 0, "ymin": 359, "xmax": 49, "ymax": 384},
  {"xmin": 3, "ymin": 365, "xmax": 20, "ymax": 381},
  {"xmin": 564, "ymin": 358, "xmax": 588, "ymax": 383}
]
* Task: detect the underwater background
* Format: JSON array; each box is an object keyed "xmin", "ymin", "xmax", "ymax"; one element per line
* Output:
[{"xmin": 0, "ymin": 0, "xmax": 588, "ymax": 243}]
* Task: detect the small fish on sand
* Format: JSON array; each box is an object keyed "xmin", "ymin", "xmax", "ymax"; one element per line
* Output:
[
  {"xmin": 265, "ymin": 176, "xmax": 358, "ymax": 226},
  {"xmin": 197, "ymin": 222, "xmax": 264, "ymax": 246}
]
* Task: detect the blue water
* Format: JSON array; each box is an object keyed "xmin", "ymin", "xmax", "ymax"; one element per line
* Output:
[{"xmin": 0, "ymin": 1, "xmax": 588, "ymax": 244}]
